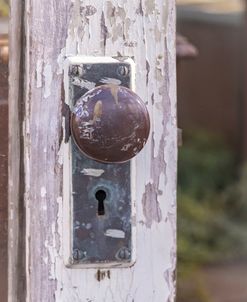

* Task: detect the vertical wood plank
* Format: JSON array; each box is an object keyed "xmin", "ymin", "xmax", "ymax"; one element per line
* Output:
[
  {"xmin": 9, "ymin": 0, "xmax": 177, "ymax": 301},
  {"xmin": 0, "ymin": 67, "xmax": 8, "ymax": 302},
  {"xmin": 24, "ymin": 1, "xmax": 70, "ymax": 300},
  {"xmin": 8, "ymin": 0, "xmax": 26, "ymax": 301}
]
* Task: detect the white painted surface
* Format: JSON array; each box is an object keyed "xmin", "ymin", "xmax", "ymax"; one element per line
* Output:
[
  {"xmin": 61, "ymin": 2, "xmax": 177, "ymax": 297},
  {"xmin": 43, "ymin": 64, "xmax": 53, "ymax": 98},
  {"xmin": 9, "ymin": 0, "xmax": 177, "ymax": 301}
]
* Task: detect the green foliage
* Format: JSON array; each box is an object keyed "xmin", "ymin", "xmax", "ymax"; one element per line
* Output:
[
  {"xmin": 220, "ymin": 163, "xmax": 247, "ymax": 221},
  {"xmin": 178, "ymin": 130, "xmax": 247, "ymax": 269},
  {"xmin": 177, "ymin": 130, "xmax": 247, "ymax": 301},
  {"xmin": 178, "ymin": 130, "xmax": 235, "ymax": 199}
]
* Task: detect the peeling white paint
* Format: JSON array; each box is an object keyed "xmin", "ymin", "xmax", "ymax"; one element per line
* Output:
[
  {"xmin": 41, "ymin": 186, "xmax": 47, "ymax": 198},
  {"xmin": 57, "ymin": 47, "xmax": 66, "ymax": 75},
  {"xmin": 57, "ymin": 142, "xmax": 64, "ymax": 166},
  {"xmin": 43, "ymin": 64, "xmax": 53, "ymax": 99},
  {"xmin": 59, "ymin": 1, "xmax": 176, "ymax": 300},
  {"xmin": 71, "ymin": 78, "xmax": 96, "ymax": 90},
  {"xmin": 42, "ymin": 204, "xmax": 47, "ymax": 211},
  {"xmin": 80, "ymin": 168, "xmax": 105, "ymax": 177},
  {"xmin": 100, "ymin": 77, "xmax": 121, "ymax": 85},
  {"xmin": 105, "ymin": 229, "xmax": 125, "ymax": 239},
  {"xmin": 44, "ymin": 222, "xmax": 58, "ymax": 280},
  {"xmin": 121, "ymin": 143, "xmax": 133, "ymax": 151},
  {"xmin": 36, "ymin": 59, "xmax": 43, "ymax": 88}
]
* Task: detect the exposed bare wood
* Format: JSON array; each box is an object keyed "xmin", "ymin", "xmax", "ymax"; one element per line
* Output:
[
  {"xmin": 0, "ymin": 75, "xmax": 8, "ymax": 302},
  {"xmin": 10, "ymin": 0, "xmax": 177, "ymax": 301},
  {"xmin": 8, "ymin": 0, "xmax": 26, "ymax": 301}
]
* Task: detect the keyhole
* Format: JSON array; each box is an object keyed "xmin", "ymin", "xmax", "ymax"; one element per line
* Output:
[{"xmin": 95, "ymin": 190, "xmax": 106, "ymax": 216}]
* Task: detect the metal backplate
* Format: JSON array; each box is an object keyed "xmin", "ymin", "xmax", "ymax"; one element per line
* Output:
[{"xmin": 65, "ymin": 57, "xmax": 136, "ymax": 268}]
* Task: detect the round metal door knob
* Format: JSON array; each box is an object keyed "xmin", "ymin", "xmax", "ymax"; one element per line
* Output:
[{"xmin": 71, "ymin": 84, "xmax": 150, "ymax": 163}]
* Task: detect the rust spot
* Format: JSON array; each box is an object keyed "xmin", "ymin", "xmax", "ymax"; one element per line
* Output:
[
  {"xmin": 96, "ymin": 269, "xmax": 111, "ymax": 282},
  {"xmin": 107, "ymin": 270, "xmax": 111, "ymax": 279},
  {"xmin": 96, "ymin": 270, "xmax": 100, "ymax": 281}
]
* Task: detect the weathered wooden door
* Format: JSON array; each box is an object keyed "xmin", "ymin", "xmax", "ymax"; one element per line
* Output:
[{"xmin": 9, "ymin": 0, "xmax": 177, "ymax": 301}]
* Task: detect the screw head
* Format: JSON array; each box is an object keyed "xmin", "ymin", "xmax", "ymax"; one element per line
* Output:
[
  {"xmin": 116, "ymin": 247, "xmax": 131, "ymax": 260},
  {"xmin": 70, "ymin": 65, "xmax": 85, "ymax": 77},
  {"xmin": 73, "ymin": 249, "xmax": 85, "ymax": 261},
  {"xmin": 117, "ymin": 65, "xmax": 129, "ymax": 77}
]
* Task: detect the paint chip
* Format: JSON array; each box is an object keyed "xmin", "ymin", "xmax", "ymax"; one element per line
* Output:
[
  {"xmin": 41, "ymin": 186, "xmax": 47, "ymax": 198},
  {"xmin": 43, "ymin": 64, "xmax": 53, "ymax": 99},
  {"xmin": 36, "ymin": 60, "xmax": 43, "ymax": 88},
  {"xmin": 81, "ymin": 168, "xmax": 105, "ymax": 177},
  {"xmin": 100, "ymin": 77, "xmax": 121, "ymax": 85},
  {"xmin": 104, "ymin": 229, "xmax": 125, "ymax": 239}
]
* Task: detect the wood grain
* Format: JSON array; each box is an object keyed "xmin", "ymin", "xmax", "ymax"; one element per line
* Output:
[
  {"xmin": 9, "ymin": 0, "xmax": 177, "ymax": 301},
  {"xmin": 8, "ymin": 0, "xmax": 26, "ymax": 301},
  {"xmin": 0, "ymin": 97, "xmax": 8, "ymax": 302}
]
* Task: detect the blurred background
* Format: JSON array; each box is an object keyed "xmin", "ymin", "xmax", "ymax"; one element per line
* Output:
[
  {"xmin": 177, "ymin": 0, "xmax": 247, "ymax": 301},
  {"xmin": 1, "ymin": 0, "xmax": 247, "ymax": 301}
]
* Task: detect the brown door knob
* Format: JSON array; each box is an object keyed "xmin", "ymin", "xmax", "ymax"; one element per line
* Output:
[{"xmin": 71, "ymin": 84, "xmax": 150, "ymax": 163}]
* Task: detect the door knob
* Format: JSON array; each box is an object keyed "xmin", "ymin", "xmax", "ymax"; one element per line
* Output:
[{"xmin": 71, "ymin": 84, "xmax": 150, "ymax": 163}]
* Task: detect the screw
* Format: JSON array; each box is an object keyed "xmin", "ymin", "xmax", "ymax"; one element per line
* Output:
[
  {"xmin": 73, "ymin": 249, "xmax": 85, "ymax": 261},
  {"xmin": 117, "ymin": 65, "xmax": 129, "ymax": 77},
  {"xmin": 70, "ymin": 65, "xmax": 79, "ymax": 76},
  {"xmin": 116, "ymin": 247, "xmax": 131, "ymax": 260},
  {"xmin": 70, "ymin": 65, "xmax": 84, "ymax": 77},
  {"xmin": 77, "ymin": 65, "xmax": 84, "ymax": 77}
]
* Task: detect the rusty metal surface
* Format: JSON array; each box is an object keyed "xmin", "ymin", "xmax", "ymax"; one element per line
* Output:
[
  {"xmin": 71, "ymin": 84, "xmax": 150, "ymax": 163},
  {"xmin": 72, "ymin": 143, "xmax": 131, "ymax": 264},
  {"xmin": 69, "ymin": 60, "xmax": 134, "ymax": 265}
]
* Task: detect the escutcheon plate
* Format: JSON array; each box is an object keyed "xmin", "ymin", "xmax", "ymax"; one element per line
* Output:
[{"xmin": 64, "ymin": 57, "xmax": 136, "ymax": 268}]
